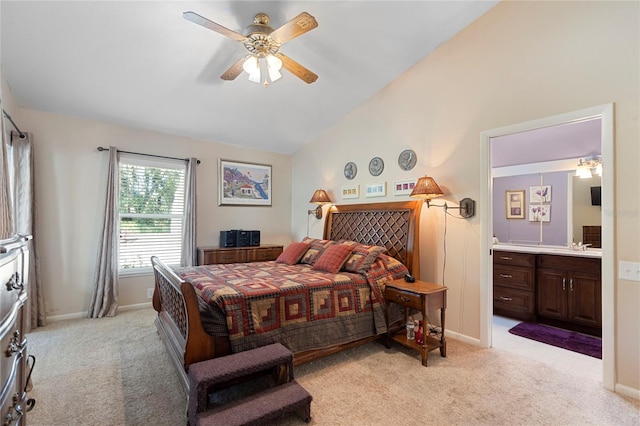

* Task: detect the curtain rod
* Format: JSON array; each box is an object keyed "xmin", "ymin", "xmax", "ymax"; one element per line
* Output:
[
  {"xmin": 2, "ymin": 109, "xmax": 26, "ymax": 138},
  {"xmin": 97, "ymin": 146, "xmax": 201, "ymax": 164}
]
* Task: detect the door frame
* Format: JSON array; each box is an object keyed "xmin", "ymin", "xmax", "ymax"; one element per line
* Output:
[{"xmin": 479, "ymin": 103, "xmax": 614, "ymax": 391}]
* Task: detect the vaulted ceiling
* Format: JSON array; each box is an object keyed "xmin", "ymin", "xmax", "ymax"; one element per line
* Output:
[{"xmin": 1, "ymin": 1, "xmax": 499, "ymax": 154}]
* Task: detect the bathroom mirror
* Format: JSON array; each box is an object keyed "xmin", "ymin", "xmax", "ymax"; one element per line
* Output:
[{"xmin": 491, "ymin": 118, "xmax": 602, "ymax": 247}]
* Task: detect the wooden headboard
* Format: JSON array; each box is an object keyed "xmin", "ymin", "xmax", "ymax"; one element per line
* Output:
[{"xmin": 323, "ymin": 201, "xmax": 422, "ymax": 277}]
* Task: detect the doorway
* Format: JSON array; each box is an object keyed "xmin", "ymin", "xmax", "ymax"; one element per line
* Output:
[{"xmin": 479, "ymin": 104, "xmax": 614, "ymax": 391}]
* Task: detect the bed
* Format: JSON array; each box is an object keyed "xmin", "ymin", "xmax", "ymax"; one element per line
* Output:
[{"xmin": 151, "ymin": 201, "xmax": 422, "ymax": 391}]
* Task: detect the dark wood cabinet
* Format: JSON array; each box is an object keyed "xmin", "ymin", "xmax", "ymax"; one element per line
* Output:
[
  {"xmin": 493, "ymin": 251, "xmax": 536, "ymax": 321},
  {"xmin": 582, "ymin": 226, "xmax": 601, "ymax": 248},
  {"xmin": 197, "ymin": 245, "xmax": 283, "ymax": 266},
  {"xmin": 536, "ymin": 254, "xmax": 601, "ymax": 335}
]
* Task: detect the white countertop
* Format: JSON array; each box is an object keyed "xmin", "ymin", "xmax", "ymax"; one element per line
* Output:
[{"xmin": 493, "ymin": 243, "xmax": 602, "ymax": 258}]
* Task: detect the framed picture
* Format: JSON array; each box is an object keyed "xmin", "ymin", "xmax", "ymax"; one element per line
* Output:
[
  {"xmin": 341, "ymin": 184, "xmax": 360, "ymax": 199},
  {"xmin": 529, "ymin": 205, "xmax": 551, "ymax": 222},
  {"xmin": 393, "ymin": 178, "xmax": 417, "ymax": 196},
  {"xmin": 218, "ymin": 159, "xmax": 272, "ymax": 206},
  {"xmin": 505, "ymin": 190, "xmax": 525, "ymax": 219},
  {"xmin": 530, "ymin": 185, "xmax": 551, "ymax": 203},
  {"xmin": 365, "ymin": 182, "xmax": 386, "ymax": 198}
]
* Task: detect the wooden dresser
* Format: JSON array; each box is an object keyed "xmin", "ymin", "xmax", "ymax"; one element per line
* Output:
[
  {"xmin": 197, "ymin": 245, "xmax": 283, "ymax": 266},
  {"xmin": 493, "ymin": 250, "xmax": 536, "ymax": 321},
  {"xmin": 1, "ymin": 235, "xmax": 34, "ymax": 425}
]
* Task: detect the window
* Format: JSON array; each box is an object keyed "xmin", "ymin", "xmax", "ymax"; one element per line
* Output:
[{"xmin": 118, "ymin": 155, "xmax": 186, "ymax": 273}]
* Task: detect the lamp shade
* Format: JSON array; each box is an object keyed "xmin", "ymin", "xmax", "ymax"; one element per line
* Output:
[
  {"xmin": 410, "ymin": 176, "xmax": 444, "ymax": 200},
  {"xmin": 309, "ymin": 189, "xmax": 332, "ymax": 204}
]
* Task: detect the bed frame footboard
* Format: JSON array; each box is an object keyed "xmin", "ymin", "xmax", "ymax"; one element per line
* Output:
[{"xmin": 151, "ymin": 256, "xmax": 228, "ymax": 391}]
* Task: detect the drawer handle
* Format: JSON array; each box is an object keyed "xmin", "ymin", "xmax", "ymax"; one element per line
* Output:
[
  {"xmin": 6, "ymin": 330, "xmax": 27, "ymax": 357},
  {"xmin": 499, "ymin": 256, "xmax": 513, "ymax": 261},
  {"xmin": 562, "ymin": 278, "xmax": 566, "ymax": 291},
  {"xmin": 570, "ymin": 278, "xmax": 574, "ymax": 291},
  {"xmin": 499, "ymin": 296, "xmax": 513, "ymax": 301},
  {"xmin": 5, "ymin": 272, "xmax": 23, "ymax": 293},
  {"xmin": 499, "ymin": 274, "xmax": 513, "ymax": 278},
  {"xmin": 395, "ymin": 294, "xmax": 411, "ymax": 303},
  {"xmin": 4, "ymin": 392, "xmax": 24, "ymax": 425}
]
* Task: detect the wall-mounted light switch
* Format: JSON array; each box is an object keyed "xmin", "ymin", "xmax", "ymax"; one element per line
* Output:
[{"xmin": 619, "ymin": 261, "xmax": 640, "ymax": 282}]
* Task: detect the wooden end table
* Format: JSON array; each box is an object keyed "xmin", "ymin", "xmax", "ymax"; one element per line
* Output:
[{"xmin": 385, "ymin": 279, "xmax": 447, "ymax": 366}]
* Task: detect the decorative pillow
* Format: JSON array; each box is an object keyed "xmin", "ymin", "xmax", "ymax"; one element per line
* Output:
[
  {"xmin": 342, "ymin": 243, "xmax": 387, "ymax": 274},
  {"xmin": 275, "ymin": 242, "xmax": 311, "ymax": 265},
  {"xmin": 299, "ymin": 238, "xmax": 335, "ymax": 265},
  {"xmin": 312, "ymin": 244, "xmax": 355, "ymax": 274},
  {"xmin": 377, "ymin": 253, "xmax": 410, "ymax": 279}
]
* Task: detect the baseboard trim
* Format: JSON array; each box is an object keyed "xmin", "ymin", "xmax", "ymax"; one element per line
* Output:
[
  {"xmin": 615, "ymin": 383, "xmax": 640, "ymax": 400},
  {"xmin": 445, "ymin": 330, "xmax": 482, "ymax": 347},
  {"xmin": 47, "ymin": 302, "xmax": 152, "ymax": 322}
]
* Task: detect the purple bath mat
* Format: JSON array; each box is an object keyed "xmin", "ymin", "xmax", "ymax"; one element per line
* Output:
[{"xmin": 508, "ymin": 322, "xmax": 602, "ymax": 359}]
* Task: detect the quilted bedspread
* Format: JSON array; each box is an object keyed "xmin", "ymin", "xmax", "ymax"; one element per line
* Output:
[{"xmin": 177, "ymin": 256, "xmax": 408, "ymax": 354}]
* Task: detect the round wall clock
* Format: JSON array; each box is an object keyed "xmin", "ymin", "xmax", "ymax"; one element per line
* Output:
[
  {"xmin": 398, "ymin": 149, "xmax": 417, "ymax": 171},
  {"xmin": 368, "ymin": 157, "xmax": 384, "ymax": 176},
  {"xmin": 344, "ymin": 162, "xmax": 357, "ymax": 180}
]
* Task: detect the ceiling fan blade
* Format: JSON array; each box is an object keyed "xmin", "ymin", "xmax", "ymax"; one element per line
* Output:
[
  {"xmin": 183, "ymin": 11, "xmax": 248, "ymax": 43},
  {"xmin": 220, "ymin": 55, "xmax": 251, "ymax": 81},
  {"xmin": 277, "ymin": 53, "xmax": 318, "ymax": 84},
  {"xmin": 269, "ymin": 12, "xmax": 318, "ymax": 44}
]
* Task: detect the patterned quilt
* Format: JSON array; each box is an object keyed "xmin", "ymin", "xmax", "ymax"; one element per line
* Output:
[{"xmin": 176, "ymin": 255, "xmax": 408, "ymax": 354}]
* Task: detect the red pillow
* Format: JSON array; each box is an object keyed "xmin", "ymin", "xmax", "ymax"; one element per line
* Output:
[
  {"xmin": 312, "ymin": 244, "xmax": 354, "ymax": 274},
  {"xmin": 275, "ymin": 242, "xmax": 311, "ymax": 265}
]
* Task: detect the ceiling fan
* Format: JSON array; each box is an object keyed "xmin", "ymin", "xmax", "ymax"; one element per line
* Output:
[{"xmin": 183, "ymin": 11, "xmax": 318, "ymax": 85}]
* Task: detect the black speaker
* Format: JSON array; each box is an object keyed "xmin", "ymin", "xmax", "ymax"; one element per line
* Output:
[
  {"xmin": 249, "ymin": 230, "xmax": 260, "ymax": 246},
  {"xmin": 236, "ymin": 230, "xmax": 250, "ymax": 247},
  {"xmin": 219, "ymin": 230, "xmax": 237, "ymax": 247}
]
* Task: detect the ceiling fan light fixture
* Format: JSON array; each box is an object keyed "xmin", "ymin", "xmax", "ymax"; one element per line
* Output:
[
  {"xmin": 265, "ymin": 54, "xmax": 283, "ymax": 82},
  {"xmin": 266, "ymin": 54, "xmax": 282, "ymax": 71},
  {"xmin": 242, "ymin": 56, "xmax": 261, "ymax": 83}
]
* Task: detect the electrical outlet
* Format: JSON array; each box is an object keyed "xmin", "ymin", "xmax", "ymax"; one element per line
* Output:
[
  {"xmin": 619, "ymin": 261, "xmax": 640, "ymax": 282},
  {"xmin": 147, "ymin": 288, "xmax": 154, "ymax": 299}
]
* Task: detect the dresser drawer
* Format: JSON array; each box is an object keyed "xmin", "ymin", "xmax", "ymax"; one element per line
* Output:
[
  {"xmin": 494, "ymin": 251, "xmax": 535, "ymax": 268},
  {"xmin": 385, "ymin": 287, "xmax": 422, "ymax": 311},
  {"xmin": 493, "ymin": 286, "xmax": 535, "ymax": 320},
  {"xmin": 536, "ymin": 254, "xmax": 600, "ymax": 272},
  {"xmin": 493, "ymin": 265, "xmax": 534, "ymax": 291},
  {"xmin": 203, "ymin": 250, "xmax": 247, "ymax": 264},
  {"xmin": 247, "ymin": 247, "xmax": 283, "ymax": 262}
]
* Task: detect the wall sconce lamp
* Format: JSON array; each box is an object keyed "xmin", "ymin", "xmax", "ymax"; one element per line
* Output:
[
  {"xmin": 575, "ymin": 155, "xmax": 602, "ymax": 179},
  {"xmin": 308, "ymin": 189, "xmax": 332, "ymax": 219},
  {"xmin": 410, "ymin": 176, "xmax": 475, "ymax": 218}
]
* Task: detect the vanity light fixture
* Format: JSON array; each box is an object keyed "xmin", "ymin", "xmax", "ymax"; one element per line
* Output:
[
  {"xmin": 575, "ymin": 155, "xmax": 602, "ymax": 179},
  {"xmin": 308, "ymin": 189, "xmax": 332, "ymax": 219},
  {"xmin": 410, "ymin": 176, "xmax": 475, "ymax": 218}
]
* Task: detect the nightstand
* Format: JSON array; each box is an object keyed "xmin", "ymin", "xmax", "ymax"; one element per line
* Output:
[{"xmin": 385, "ymin": 279, "xmax": 447, "ymax": 366}]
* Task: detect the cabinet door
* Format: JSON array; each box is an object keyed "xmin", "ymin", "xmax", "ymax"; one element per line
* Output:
[
  {"xmin": 568, "ymin": 271, "xmax": 601, "ymax": 328},
  {"xmin": 536, "ymin": 268, "xmax": 568, "ymax": 321}
]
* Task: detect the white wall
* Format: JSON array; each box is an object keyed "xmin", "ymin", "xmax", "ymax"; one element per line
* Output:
[
  {"xmin": 292, "ymin": 1, "xmax": 639, "ymax": 393},
  {"xmin": 11, "ymin": 107, "xmax": 293, "ymax": 318}
]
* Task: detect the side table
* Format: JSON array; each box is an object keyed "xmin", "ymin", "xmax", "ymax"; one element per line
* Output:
[{"xmin": 385, "ymin": 279, "xmax": 447, "ymax": 366}]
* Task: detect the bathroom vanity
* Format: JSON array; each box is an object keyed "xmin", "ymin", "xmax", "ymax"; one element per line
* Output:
[{"xmin": 493, "ymin": 244, "xmax": 601, "ymax": 336}]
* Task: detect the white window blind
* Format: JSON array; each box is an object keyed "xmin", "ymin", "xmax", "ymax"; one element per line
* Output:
[{"xmin": 118, "ymin": 155, "xmax": 186, "ymax": 272}]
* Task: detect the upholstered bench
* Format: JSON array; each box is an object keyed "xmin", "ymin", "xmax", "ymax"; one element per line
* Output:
[{"xmin": 188, "ymin": 343, "xmax": 311, "ymax": 425}]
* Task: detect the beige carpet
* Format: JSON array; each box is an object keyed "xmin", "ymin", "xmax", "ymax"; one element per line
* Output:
[{"xmin": 26, "ymin": 307, "xmax": 639, "ymax": 425}]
